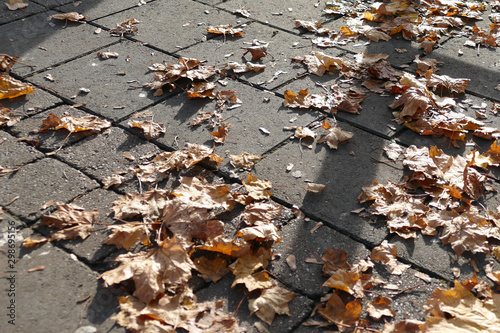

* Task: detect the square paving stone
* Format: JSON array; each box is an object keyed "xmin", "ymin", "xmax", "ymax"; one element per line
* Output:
[
  {"xmin": 195, "ymin": 274, "xmax": 315, "ymax": 333},
  {"xmin": 7, "ymin": 242, "xmax": 124, "ymax": 332},
  {"xmin": 0, "ymin": 1, "xmax": 46, "ymax": 25},
  {"xmin": 0, "ymin": 130, "xmax": 43, "ymax": 168},
  {"xmin": 175, "ymin": 20, "xmax": 330, "ymax": 90},
  {"xmin": 57, "ymin": 126, "xmax": 161, "ymax": 183},
  {"xmin": 55, "ymin": 0, "xmax": 154, "ymax": 21},
  {"xmin": 121, "ymin": 78, "xmax": 322, "ymax": 168},
  {"xmin": 46, "ymin": 188, "xmax": 123, "ymax": 264},
  {"xmin": 9, "ymin": 105, "xmax": 101, "ymax": 152},
  {"xmin": 28, "ymin": 40, "xmax": 179, "ymax": 121},
  {"xmin": 0, "ymin": 158, "xmax": 99, "ymax": 222},
  {"xmin": 279, "ymin": 72, "xmax": 404, "ymax": 138},
  {"xmin": 93, "ymin": 0, "xmax": 249, "ymax": 52},
  {"xmin": 424, "ymin": 36, "xmax": 500, "ymax": 99},
  {"xmin": 1, "ymin": 11, "xmax": 115, "ymax": 77},
  {"xmin": 252, "ymin": 123, "xmax": 400, "ymax": 245},
  {"xmin": 269, "ymin": 217, "xmax": 371, "ymax": 297},
  {"xmin": 0, "ymin": 88, "xmax": 61, "ymax": 118},
  {"xmin": 217, "ymin": 0, "xmax": 329, "ymax": 32}
]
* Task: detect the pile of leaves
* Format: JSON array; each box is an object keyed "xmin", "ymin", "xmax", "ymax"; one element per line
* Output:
[{"xmin": 359, "ymin": 142, "xmax": 500, "ymax": 258}]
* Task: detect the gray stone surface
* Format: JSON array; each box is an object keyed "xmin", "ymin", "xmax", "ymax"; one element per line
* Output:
[
  {"xmin": 1, "ymin": 11, "xmax": 114, "ymax": 77},
  {"xmin": 94, "ymin": 0, "xmax": 249, "ymax": 52},
  {"xmin": 0, "ymin": 1, "xmax": 46, "ymax": 25},
  {"xmin": 1, "ymin": 242, "xmax": 124, "ymax": 332},
  {"xmin": 28, "ymin": 40, "xmax": 178, "ymax": 121},
  {"xmin": 0, "ymin": 88, "xmax": 61, "ymax": 117},
  {"xmin": 175, "ymin": 20, "xmax": 326, "ymax": 90},
  {"xmin": 0, "ymin": 158, "xmax": 99, "ymax": 222},
  {"xmin": 56, "ymin": 0, "xmax": 153, "ymax": 22},
  {"xmin": 123, "ymin": 78, "xmax": 322, "ymax": 161},
  {"xmin": 58, "ymin": 126, "xmax": 161, "ymax": 183},
  {"xmin": 0, "ymin": 130, "xmax": 43, "ymax": 168},
  {"xmin": 253, "ymin": 123, "xmax": 396, "ymax": 245}
]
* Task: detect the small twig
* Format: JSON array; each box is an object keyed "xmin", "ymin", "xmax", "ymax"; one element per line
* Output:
[
  {"xmin": 388, "ymin": 283, "xmax": 424, "ymax": 295},
  {"xmin": 234, "ymin": 290, "xmax": 255, "ymax": 316},
  {"xmin": 46, "ymin": 131, "xmax": 72, "ymax": 156}
]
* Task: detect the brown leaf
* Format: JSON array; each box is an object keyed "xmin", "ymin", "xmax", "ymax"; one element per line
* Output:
[
  {"xmin": 5, "ymin": 0, "xmax": 29, "ymax": 10},
  {"xmin": 111, "ymin": 189, "xmax": 169, "ymax": 223},
  {"xmin": 248, "ymin": 286, "xmax": 295, "ymax": 325},
  {"xmin": 237, "ymin": 224, "xmax": 281, "ymax": 243},
  {"xmin": 193, "ymin": 256, "xmax": 230, "ymax": 283},
  {"xmin": 209, "ymin": 122, "xmax": 230, "ymax": 144},
  {"xmin": 109, "ymin": 18, "xmax": 139, "ymax": 36},
  {"xmin": 49, "ymin": 12, "xmax": 87, "ymax": 22},
  {"xmin": 128, "ymin": 120, "xmax": 166, "ymax": 140},
  {"xmin": 0, "ymin": 54, "xmax": 18, "ymax": 72},
  {"xmin": 292, "ymin": 51, "xmax": 343, "ymax": 76},
  {"xmin": 317, "ymin": 292, "xmax": 362, "ymax": 326},
  {"xmin": 230, "ymin": 254, "xmax": 272, "ymax": 291},
  {"xmin": 242, "ymin": 173, "xmax": 272, "ymax": 201},
  {"xmin": 321, "ymin": 268, "xmax": 365, "ymax": 298},
  {"xmin": 317, "ymin": 124, "xmax": 354, "ymax": 150},
  {"xmin": 241, "ymin": 202, "xmax": 282, "ymax": 226},
  {"xmin": 40, "ymin": 113, "xmax": 112, "ymax": 133},
  {"xmin": 0, "ymin": 74, "xmax": 34, "ymax": 99},
  {"xmin": 321, "ymin": 248, "xmax": 351, "ymax": 276},
  {"xmin": 97, "ymin": 51, "xmax": 119, "ymax": 59},
  {"xmin": 230, "ymin": 152, "xmax": 261, "ymax": 171},
  {"xmin": 102, "ymin": 173, "xmax": 125, "ymax": 189},
  {"xmin": 21, "ymin": 234, "xmax": 50, "ymax": 248},
  {"xmin": 100, "ymin": 236, "xmax": 195, "ymax": 303},
  {"xmin": 206, "ymin": 24, "xmax": 244, "ymax": 37},
  {"xmin": 196, "ymin": 236, "xmax": 251, "ymax": 258},
  {"xmin": 41, "ymin": 202, "xmax": 97, "ymax": 241},
  {"xmin": 305, "ymin": 183, "xmax": 326, "ymax": 193},
  {"xmin": 0, "ymin": 106, "xmax": 19, "ymax": 127},
  {"xmin": 242, "ymin": 43, "xmax": 269, "ymax": 61},
  {"xmin": 227, "ymin": 61, "xmax": 266, "ymax": 73},
  {"xmin": 104, "ymin": 223, "xmax": 151, "ymax": 250},
  {"xmin": 367, "ymin": 296, "xmax": 396, "ymax": 320},
  {"xmin": 371, "ymin": 240, "xmax": 410, "ymax": 275},
  {"xmin": 187, "ymin": 82, "xmax": 217, "ymax": 99}
]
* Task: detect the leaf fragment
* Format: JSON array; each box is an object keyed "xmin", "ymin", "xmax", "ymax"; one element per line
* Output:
[
  {"xmin": 230, "ymin": 152, "xmax": 261, "ymax": 171},
  {"xmin": 248, "ymin": 286, "xmax": 295, "ymax": 325},
  {"xmin": 0, "ymin": 74, "xmax": 34, "ymax": 99},
  {"xmin": 128, "ymin": 120, "xmax": 166, "ymax": 140},
  {"xmin": 49, "ymin": 12, "xmax": 86, "ymax": 22}
]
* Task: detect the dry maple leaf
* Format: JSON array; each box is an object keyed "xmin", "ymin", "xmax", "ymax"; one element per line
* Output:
[
  {"xmin": 371, "ymin": 240, "xmax": 410, "ymax": 275},
  {"xmin": 206, "ymin": 24, "xmax": 244, "ymax": 37},
  {"xmin": 5, "ymin": 0, "xmax": 28, "ymax": 10},
  {"xmin": 237, "ymin": 224, "xmax": 281, "ymax": 243},
  {"xmin": 41, "ymin": 202, "xmax": 97, "ymax": 241},
  {"xmin": 111, "ymin": 189, "xmax": 169, "ymax": 223},
  {"xmin": 317, "ymin": 292, "xmax": 362, "ymax": 327},
  {"xmin": 322, "ymin": 268, "xmax": 366, "ymax": 298},
  {"xmin": 242, "ymin": 173, "xmax": 272, "ymax": 201},
  {"xmin": 114, "ymin": 292, "xmax": 243, "ymax": 332},
  {"xmin": 0, "ymin": 74, "xmax": 34, "ymax": 99},
  {"xmin": 193, "ymin": 256, "xmax": 230, "ymax": 283},
  {"xmin": 100, "ymin": 236, "xmax": 195, "ymax": 303},
  {"xmin": 21, "ymin": 234, "xmax": 50, "ymax": 248},
  {"xmin": 104, "ymin": 223, "xmax": 151, "ymax": 250},
  {"xmin": 422, "ymin": 280, "xmax": 500, "ymax": 332},
  {"xmin": 102, "ymin": 173, "xmax": 125, "ymax": 189},
  {"xmin": 40, "ymin": 113, "xmax": 111, "ymax": 133},
  {"xmin": 317, "ymin": 123, "xmax": 354, "ymax": 150},
  {"xmin": 226, "ymin": 61, "xmax": 266, "ymax": 73},
  {"xmin": 230, "ymin": 152, "xmax": 261, "ymax": 171},
  {"xmin": 209, "ymin": 122, "xmax": 230, "ymax": 144},
  {"xmin": 196, "ymin": 236, "xmax": 251, "ymax": 258},
  {"xmin": 242, "ymin": 43, "xmax": 269, "ymax": 61},
  {"xmin": 187, "ymin": 82, "xmax": 217, "ymax": 99},
  {"xmin": 241, "ymin": 202, "xmax": 282, "ymax": 226},
  {"xmin": 0, "ymin": 54, "xmax": 18, "ymax": 73},
  {"xmin": 128, "ymin": 120, "xmax": 166, "ymax": 140},
  {"xmin": 49, "ymin": 12, "xmax": 87, "ymax": 22},
  {"xmin": 292, "ymin": 51, "xmax": 343, "ymax": 76},
  {"xmin": 321, "ymin": 248, "xmax": 352, "ymax": 276},
  {"xmin": 248, "ymin": 286, "xmax": 295, "ymax": 325},
  {"xmin": 109, "ymin": 18, "xmax": 139, "ymax": 36},
  {"xmin": 230, "ymin": 254, "xmax": 272, "ymax": 292}
]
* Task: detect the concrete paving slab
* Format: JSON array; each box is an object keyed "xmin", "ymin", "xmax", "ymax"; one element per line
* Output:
[
  {"xmin": 269, "ymin": 217, "xmax": 371, "ymax": 297},
  {"xmin": 32, "ymin": 0, "xmax": 76, "ymax": 8},
  {"xmin": 0, "ymin": 130, "xmax": 43, "ymax": 168},
  {"xmin": 57, "ymin": 126, "xmax": 161, "ymax": 183},
  {"xmin": 122, "ymin": 78, "xmax": 322, "ymax": 163},
  {"xmin": 47, "ymin": 188, "xmax": 122, "ymax": 264},
  {"xmin": 93, "ymin": 0, "xmax": 249, "ymax": 52},
  {"xmin": 0, "ymin": 158, "xmax": 99, "ymax": 222},
  {"xmin": 252, "ymin": 123, "xmax": 395, "ymax": 245},
  {"xmin": 424, "ymin": 36, "xmax": 500, "ymax": 99},
  {"xmin": 28, "ymin": 40, "xmax": 179, "ymax": 121},
  {"xmin": 217, "ymin": 0, "xmax": 328, "ymax": 32},
  {"xmin": 174, "ymin": 20, "xmax": 328, "ymax": 90},
  {"xmin": 195, "ymin": 274, "xmax": 315, "ymax": 333},
  {"xmin": 0, "ymin": 1, "xmax": 46, "ymax": 25},
  {"xmin": 1, "ymin": 11, "xmax": 115, "ymax": 77},
  {"xmin": 278, "ymin": 73, "xmax": 403, "ymax": 138},
  {"xmin": 0, "ymin": 89, "xmax": 61, "ymax": 118},
  {"xmin": 3, "ymin": 242, "xmax": 124, "ymax": 332},
  {"xmin": 9, "ymin": 105, "xmax": 100, "ymax": 152},
  {"xmin": 55, "ymin": 0, "xmax": 153, "ymax": 22}
]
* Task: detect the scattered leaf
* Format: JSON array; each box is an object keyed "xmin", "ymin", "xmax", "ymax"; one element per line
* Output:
[
  {"xmin": 128, "ymin": 120, "xmax": 166, "ymax": 140},
  {"xmin": 0, "ymin": 74, "xmax": 34, "ymax": 99}
]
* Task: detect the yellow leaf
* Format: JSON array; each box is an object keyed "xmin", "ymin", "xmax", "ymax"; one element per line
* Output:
[{"xmin": 0, "ymin": 74, "xmax": 34, "ymax": 99}]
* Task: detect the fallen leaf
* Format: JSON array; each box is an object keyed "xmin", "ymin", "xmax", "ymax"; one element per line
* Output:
[
  {"xmin": 367, "ymin": 296, "xmax": 395, "ymax": 320},
  {"xmin": 241, "ymin": 202, "xmax": 282, "ymax": 226},
  {"xmin": 238, "ymin": 224, "xmax": 281, "ymax": 243},
  {"xmin": 209, "ymin": 122, "xmax": 230, "ymax": 144},
  {"xmin": 371, "ymin": 240, "xmax": 411, "ymax": 275},
  {"xmin": 21, "ymin": 234, "xmax": 50, "ymax": 248},
  {"xmin": 317, "ymin": 292, "xmax": 362, "ymax": 326},
  {"xmin": 41, "ymin": 202, "xmax": 97, "ymax": 241},
  {"xmin": 248, "ymin": 286, "xmax": 295, "ymax": 325},
  {"xmin": 128, "ymin": 120, "xmax": 166, "ymax": 140},
  {"xmin": 242, "ymin": 173, "xmax": 272, "ymax": 201},
  {"xmin": 97, "ymin": 51, "xmax": 119, "ymax": 59},
  {"xmin": 49, "ymin": 12, "xmax": 87, "ymax": 22},
  {"xmin": 317, "ymin": 124, "xmax": 354, "ymax": 149},
  {"xmin": 306, "ymin": 183, "xmax": 326, "ymax": 193},
  {"xmin": 242, "ymin": 43, "xmax": 269, "ymax": 61},
  {"xmin": 5, "ymin": 0, "xmax": 28, "ymax": 10},
  {"xmin": 109, "ymin": 18, "xmax": 139, "ymax": 36},
  {"xmin": 206, "ymin": 24, "xmax": 244, "ymax": 37},
  {"xmin": 104, "ymin": 223, "xmax": 151, "ymax": 250},
  {"xmin": 193, "ymin": 256, "xmax": 230, "ymax": 283},
  {"xmin": 230, "ymin": 254, "xmax": 272, "ymax": 291},
  {"xmin": 0, "ymin": 74, "xmax": 34, "ymax": 99},
  {"xmin": 0, "ymin": 54, "xmax": 18, "ymax": 72},
  {"xmin": 187, "ymin": 82, "xmax": 217, "ymax": 99},
  {"xmin": 230, "ymin": 152, "xmax": 261, "ymax": 171},
  {"xmin": 40, "ymin": 113, "xmax": 112, "ymax": 133}
]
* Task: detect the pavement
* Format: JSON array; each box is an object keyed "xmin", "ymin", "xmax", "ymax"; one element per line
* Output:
[{"xmin": 1, "ymin": 0, "xmax": 500, "ymax": 332}]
